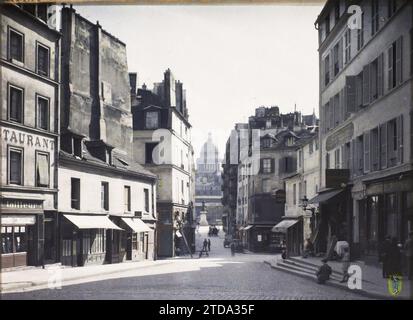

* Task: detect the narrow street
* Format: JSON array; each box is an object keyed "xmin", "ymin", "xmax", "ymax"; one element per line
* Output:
[{"xmin": 2, "ymin": 226, "xmax": 368, "ymax": 300}]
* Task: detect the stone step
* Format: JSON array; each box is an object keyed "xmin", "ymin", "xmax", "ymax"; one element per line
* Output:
[
  {"xmin": 277, "ymin": 260, "xmax": 343, "ymax": 282},
  {"xmin": 282, "ymin": 258, "xmax": 344, "ymax": 277}
]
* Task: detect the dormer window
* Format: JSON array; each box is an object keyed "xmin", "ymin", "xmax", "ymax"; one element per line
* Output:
[
  {"xmin": 262, "ymin": 138, "xmax": 272, "ymax": 148},
  {"xmin": 287, "ymin": 137, "xmax": 295, "ymax": 146},
  {"xmin": 106, "ymin": 149, "xmax": 112, "ymax": 165},
  {"xmin": 73, "ymin": 137, "xmax": 83, "ymax": 158},
  {"xmin": 145, "ymin": 111, "xmax": 159, "ymax": 129}
]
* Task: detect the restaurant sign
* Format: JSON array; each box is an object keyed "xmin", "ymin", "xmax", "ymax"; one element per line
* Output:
[{"xmin": 0, "ymin": 127, "xmax": 55, "ymax": 151}]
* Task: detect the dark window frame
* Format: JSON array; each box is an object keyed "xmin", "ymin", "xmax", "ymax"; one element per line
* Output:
[
  {"xmin": 7, "ymin": 26, "xmax": 24, "ymax": 63},
  {"xmin": 124, "ymin": 185, "xmax": 131, "ymax": 212},
  {"xmin": 36, "ymin": 94, "xmax": 50, "ymax": 131},
  {"xmin": 8, "ymin": 83, "xmax": 24, "ymax": 124},
  {"xmin": 36, "ymin": 41, "xmax": 50, "ymax": 77},
  {"xmin": 35, "ymin": 150, "xmax": 50, "ymax": 188},
  {"xmin": 101, "ymin": 182, "xmax": 109, "ymax": 211},
  {"xmin": 8, "ymin": 146, "xmax": 24, "ymax": 186},
  {"xmin": 71, "ymin": 178, "xmax": 81, "ymax": 210}
]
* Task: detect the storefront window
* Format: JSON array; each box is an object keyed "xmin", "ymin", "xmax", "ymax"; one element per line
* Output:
[
  {"xmin": 385, "ymin": 193, "xmax": 398, "ymax": 239},
  {"xmin": 140, "ymin": 233, "xmax": 145, "ymax": 253},
  {"xmin": 1, "ymin": 226, "xmax": 27, "ymax": 254},
  {"xmin": 132, "ymin": 233, "xmax": 138, "ymax": 251}
]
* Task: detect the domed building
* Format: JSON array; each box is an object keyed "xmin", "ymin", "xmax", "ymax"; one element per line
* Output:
[{"xmin": 195, "ymin": 134, "xmax": 223, "ymax": 225}]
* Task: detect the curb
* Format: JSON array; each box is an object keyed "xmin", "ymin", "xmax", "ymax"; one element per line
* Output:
[
  {"xmin": 1, "ymin": 260, "xmax": 173, "ymax": 294},
  {"xmin": 263, "ymin": 260, "xmax": 409, "ymax": 300}
]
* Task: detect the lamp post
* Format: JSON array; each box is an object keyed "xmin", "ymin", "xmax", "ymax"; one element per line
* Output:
[{"xmin": 300, "ymin": 196, "xmax": 316, "ymax": 239}]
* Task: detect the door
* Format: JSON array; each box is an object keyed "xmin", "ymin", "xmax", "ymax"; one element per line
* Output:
[
  {"xmin": 145, "ymin": 233, "xmax": 149, "ymax": 260},
  {"xmin": 44, "ymin": 220, "xmax": 55, "ymax": 263},
  {"xmin": 126, "ymin": 232, "xmax": 132, "ymax": 260}
]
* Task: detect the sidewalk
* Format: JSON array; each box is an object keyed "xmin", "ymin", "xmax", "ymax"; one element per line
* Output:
[
  {"xmin": 0, "ymin": 259, "xmax": 172, "ymax": 294},
  {"xmin": 264, "ymin": 255, "xmax": 413, "ymax": 300}
]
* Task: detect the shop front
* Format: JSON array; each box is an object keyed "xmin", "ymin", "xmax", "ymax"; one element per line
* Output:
[
  {"xmin": 357, "ymin": 173, "xmax": 413, "ymax": 264},
  {"xmin": 61, "ymin": 214, "xmax": 123, "ymax": 266},
  {"xmin": 245, "ymin": 225, "xmax": 274, "ymax": 252},
  {"xmin": 307, "ymin": 187, "xmax": 351, "ymax": 257},
  {"xmin": 1, "ymin": 197, "xmax": 45, "ymax": 269},
  {"xmin": 272, "ymin": 217, "xmax": 303, "ymax": 257},
  {"xmin": 118, "ymin": 216, "xmax": 151, "ymax": 261}
]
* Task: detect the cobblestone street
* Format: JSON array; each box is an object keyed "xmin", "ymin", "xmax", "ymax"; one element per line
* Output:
[{"xmin": 2, "ymin": 227, "xmax": 368, "ymax": 300}]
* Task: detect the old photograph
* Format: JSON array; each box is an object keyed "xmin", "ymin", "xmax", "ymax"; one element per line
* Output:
[{"xmin": 0, "ymin": 0, "xmax": 412, "ymax": 305}]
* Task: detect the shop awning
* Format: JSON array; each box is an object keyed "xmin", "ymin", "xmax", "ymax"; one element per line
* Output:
[
  {"xmin": 64, "ymin": 214, "xmax": 123, "ymax": 230},
  {"xmin": 175, "ymin": 230, "xmax": 183, "ymax": 238},
  {"xmin": 121, "ymin": 218, "xmax": 151, "ymax": 233},
  {"xmin": 243, "ymin": 225, "xmax": 253, "ymax": 231},
  {"xmin": 308, "ymin": 189, "xmax": 344, "ymax": 204},
  {"xmin": 271, "ymin": 219, "xmax": 299, "ymax": 233}
]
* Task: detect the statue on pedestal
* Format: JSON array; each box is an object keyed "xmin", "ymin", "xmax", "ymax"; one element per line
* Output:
[{"xmin": 198, "ymin": 201, "xmax": 209, "ymax": 226}]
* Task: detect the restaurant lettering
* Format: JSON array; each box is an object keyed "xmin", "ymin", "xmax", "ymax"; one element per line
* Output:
[{"xmin": 0, "ymin": 127, "xmax": 54, "ymax": 151}]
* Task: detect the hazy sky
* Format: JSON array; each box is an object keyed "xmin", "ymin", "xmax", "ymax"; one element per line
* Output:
[{"xmin": 74, "ymin": 4, "xmax": 323, "ymax": 159}]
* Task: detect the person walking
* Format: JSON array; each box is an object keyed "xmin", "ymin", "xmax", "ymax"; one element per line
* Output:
[
  {"xmin": 404, "ymin": 231, "xmax": 413, "ymax": 280},
  {"xmin": 199, "ymin": 238, "xmax": 209, "ymax": 258},
  {"xmin": 340, "ymin": 247, "xmax": 350, "ymax": 283},
  {"xmin": 207, "ymin": 238, "xmax": 211, "ymax": 252},
  {"xmin": 388, "ymin": 237, "xmax": 402, "ymax": 277}
]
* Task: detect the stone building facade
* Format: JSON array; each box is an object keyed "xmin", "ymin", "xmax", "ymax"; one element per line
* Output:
[
  {"xmin": 0, "ymin": 4, "xmax": 60, "ymax": 268},
  {"xmin": 315, "ymin": 0, "xmax": 413, "ymax": 262},
  {"xmin": 58, "ymin": 6, "xmax": 157, "ymax": 267},
  {"xmin": 130, "ymin": 69, "xmax": 196, "ymax": 257}
]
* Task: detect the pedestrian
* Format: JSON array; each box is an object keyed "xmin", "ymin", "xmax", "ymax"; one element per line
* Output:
[
  {"xmin": 230, "ymin": 241, "xmax": 235, "ymax": 256},
  {"xmin": 281, "ymin": 240, "xmax": 287, "ymax": 260},
  {"xmin": 404, "ymin": 231, "xmax": 413, "ymax": 280},
  {"xmin": 381, "ymin": 236, "xmax": 392, "ymax": 278},
  {"xmin": 203, "ymin": 238, "xmax": 208, "ymax": 251},
  {"xmin": 303, "ymin": 238, "xmax": 314, "ymax": 258},
  {"xmin": 199, "ymin": 239, "xmax": 209, "ymax": 258},
  {"xmin": 207, "ymin": 238, "xmax": 211, "ymax": 252},
  {"xmin": 340, "ymin": 247, "xmax": 350, "ymax": 283},
  {"xmin": 316, "ymin": 259, "xmax": 332, "ymax": 284}
]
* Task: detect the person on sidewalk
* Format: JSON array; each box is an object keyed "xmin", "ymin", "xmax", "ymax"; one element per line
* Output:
[
  {"xmin": 303, "ymin": 238, "xmax": 314, "ymax": 258},
  {"xmin": 388, "ymin": 237, "xmax": 402, "ymax": 277},
  {"xmin": 404, "ymin": 231, "xmax": 413, "ymax": 280},
  {"xmin": 316, "ymin": 259, "xmax": 332, "ymax": 284},
  {"xmin": 199, "ymin": 239, "xmax": 209, "ymax": 258},
  {"xmin": 230, "ymin": 241, "xmax": 236, "ymax": 256},
  {"xmin": 340, "ymin": 247, "xmax": 350, "ymax": 283},
  {"xmin": 207, "ymin": 238, "xmax": 211, "ymax": 252}
]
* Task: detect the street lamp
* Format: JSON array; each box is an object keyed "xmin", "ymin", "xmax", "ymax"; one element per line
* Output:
[{"xmin": 300, "ymin": 196, "xmax": 315, "ymax": 215}]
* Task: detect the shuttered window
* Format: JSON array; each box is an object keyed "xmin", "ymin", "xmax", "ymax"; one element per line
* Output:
[
  {"xmin": 388, "ymin": 43, "xmax": 395, "ymax": 90},
  {"xmin": 355, "ymin": 71, "xmax": 363, "ymax": 109},
  {"xmin": 8, "ymin": 28, "xmax": 24, "ymax": 62},
  {"xmin": 36, "ymin": 152, "xmax": 49, "ymax": 187},
  {"xmin": 362, "ymin": 65, "xmax": 370, "ymax": 106},
  {"xmin": 397, "ymin": 115, "xmax": 403, "ymax": 164},
  {"xmin": 371, "ymin": 0, "xmax": 379, "ymax": 36},
  {"xmin": 363, "ymin": 132, "xmax": 370, "ymax": 173},
  {"xmin": 9, "ymin": 85, "xmax": 23, "ymax": 123},
  {"xmin": 324, "ymin": 55, "xmax": 330, "ymax": 86},
  {"xmin": 344, "ymin": 29, "xmax": 351, "ymax": 64},
  {"xmin": 396, "ymin": 37, "xmax": 403, "ymax": 85},
  {"xmin": 377, "ymin": 53, "xmax": 384, "ymax": 97},
  {"xmin": 380, "ymin": 123, "xmax": 388, "ymax": 169},
  {"xmin": 369, "ymin": 58, "xmax": 378, "ymax": 101},
  {"xmin": 334, "ymin": 94, "xmax": 340, "ymax": 126},
  {"xmin": 9, "ymin": 148, "xmax": 23, "ymax": 185},
  {"xmin": 370, "ymin": 128, "xmax": 379, "ymax": 172}
]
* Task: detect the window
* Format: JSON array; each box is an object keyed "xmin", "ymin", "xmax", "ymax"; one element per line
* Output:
[
  {"xmin": 145, "ymin": 111, "xmax": 159, "ymax": 129},
  {"xmin": 36, "ymin": 95, "xmax": 49, "ymax": 130},
  {"xmin": 344, "ymin": 142, "xmax": 351, "ymax": 169},
  {"xmin": 144, "ymin": 188, "xmax": 149, "ymax": 212},
  {"xmin": 262, "ymin": 138, "xmax": 271, "ymax": 148},
  {"xmin": 73, "ymin": 137, "xmax": 83, "ymax": 157},
  {"xmin": 325, "ymin": 14, "xmax": 330, "ymax": 36},
  {"xmin": 334, "ymin": 2, "xmax": 340, "ymax": 22},
  {"xmin": 363, "ymin": 132, "xmax": 370, "ymax": 173},
  {"xmin": 36, "ymin": 43, "xmax": 49, "ymax": 77},
  {"xmin": 357, "ymin": 12, "xmax": 364, "ymax": 51},
  {"xmin": 9, "ymin": 148, "xmax": 23, "ymax": 185},
  {"xmin": 356, "ymin": 135, "xmax": 364, "ymax": 174},
  {"xmin": 101, "ymin": 182, "xmax": 109, "ymax": 211},
  {"xmin": 309, "ymin": 141, "xmax": 314, "ymax": 154},
  {"xmin": 333, "ymin": 42, "xmax": 340, "ymax": 76},
  {"xmin": 371, "ymin": 0, "xmax": 379, "ymax": 36},
  {"xmin": 124, "ymin": 186, "xmax": 131, "ymax": 212},
  {"xmin": 388, "ymin": 37, "xmax": 403, "ymax": 90},
  {"xmin": 298, "ymin": 150, "xmax": 303, "ymax": 168},
  {"xmin": 71, "ymin": 178, "xmax": 80, "ymax": 210},
  {"xmin": 145, "ymin": 142, "xmax": 158, "ymax": 164},
  {"xmin": 387, "ymin": 119, "xmax": 398, "ymax": 167},
  {"xmin": 8, "ymin": 85, "xmax": 23, "ymax": 123},
  {"xmin": 262, "ymin": 158, "xmax": 272, "ymax": 174},
  {"xmin": 369, "ymin": 58, "xmax": 378, "ymax": 101},
  {"xmin": 324, "ymin": 55, "xmax": 330, "ymax": 86},
  {"xmin": 1, "ymin": 226, "xmax": 27, "ymax": 255},
  {"xmin": 293, "ymin": 184, "xmax": 297, "ymax": 205},
  {"xmin": 344, "ymin": 28, "xmax": 351, "ymax": 64},
  {"xmin": 262, "ymin": 179, "xmax": 271, "ymax": 193},
  {"xmin": 36, "ymin": 152, "xmax": 49, "ymax": 187},
  {"xmin": 371, "ymin": 128, "xmax": 379, "ymax": 171},
  {"xmin": 388, "ymin": 0, "xmax": 397, "ymax": 18},
  {"xmin": 8, "ymin": 28, "xmax": 24, "ymax": 62}
]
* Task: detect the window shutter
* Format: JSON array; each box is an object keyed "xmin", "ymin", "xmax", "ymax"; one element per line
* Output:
[
  {"xmin": 380, "ymin": 123, "xmax": 387, "ymax": 169},
  {"xmin": 363, "ymin": 132, "xmax": 370, "ymax": 173},
  {"xmin": 362, "ymin": 65, "xmax": 370, "ymax": 105},
  {"xmin": 396, "ymin": 36, "xmax": 403, "ymax": 85},
  {"xmin": 377, "ymin": 53, "xmax": 384, "ymax": 97},
  {"xmin": 259, "ymin": 159, "xmax": 263, "ymax": 174},
  {"xmin": 329, "ymin": 97, "xmax": 334, "ymax": 130},
  {"xmin": 397, "ymin": 115, "xmax": 403, "ymax": 164},
  {"xmin": 291, "ymin": 157, "xmax": 297, "ymax": 173},
  {"xmin": 349, "ymin": 140, "xmax": 353, "ymax": 175},
  {"xmin": 270, "ymin": 158, "xmax": 275, "ymax": 173},
  {"xmin": 345, "ymin": 76, "xmax": 357, "ymax": 116},
  {"xmin": 338, "ymin": 37, "xmax": 343, "ymax": 70},
  {"xmin": 321, "ymin": 57, "xmax": 325, "ymax": 90},
  {"xmin": 334, "ymin": 94, "xmax": 340, "ymax": 126},
  {"xmin": 339, "ymin": 89, "xmax": 345, "ymax": 123},
  {"xmin": 388, "ymin": 45, "xmax": 394, "ymax": 90}
]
